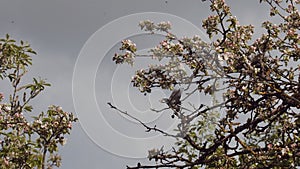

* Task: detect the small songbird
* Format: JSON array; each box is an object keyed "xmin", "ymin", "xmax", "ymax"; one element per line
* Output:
[{"xmin": 161, "ymin": 88, "xmax": 183, "ymax": 113}]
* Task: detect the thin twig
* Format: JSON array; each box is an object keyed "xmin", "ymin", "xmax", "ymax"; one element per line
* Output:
[{"xmin": 107, "ymin": 102, "xmax": 179, "ymax": 138}]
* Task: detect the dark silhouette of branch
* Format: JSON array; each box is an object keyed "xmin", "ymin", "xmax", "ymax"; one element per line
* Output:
[{"xmin": 107, "ymin": 102, "xmax": 179, "ymax": 138}]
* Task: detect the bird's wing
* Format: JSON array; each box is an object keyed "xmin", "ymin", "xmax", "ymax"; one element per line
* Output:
[{"xmin": 169, "ymin": 88, "xmax": 182, "ymax": 101}]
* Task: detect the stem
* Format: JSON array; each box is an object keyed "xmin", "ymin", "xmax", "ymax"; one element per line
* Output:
[{"xmin": 41, "ymin": 146, "xmax": 47, "ymax": 169}]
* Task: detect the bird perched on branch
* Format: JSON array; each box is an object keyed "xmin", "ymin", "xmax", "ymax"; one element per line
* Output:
[{"xmin": 161, "ymin": 88, "xmax": 183, "ymax": 114}]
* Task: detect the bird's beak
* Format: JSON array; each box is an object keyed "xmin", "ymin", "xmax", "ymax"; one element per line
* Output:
[{"xmin": 160, "ymin": 98, "xmax": 167, "ymax": 103}]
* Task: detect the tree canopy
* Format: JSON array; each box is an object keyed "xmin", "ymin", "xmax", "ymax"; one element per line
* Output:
[
  {"xmin": 0, "ymin": 34, "xmax": 77, "ymax": 169},
  {"xmin": 112, "ymin": 0, "xmax": 300, "ymax": 168}
]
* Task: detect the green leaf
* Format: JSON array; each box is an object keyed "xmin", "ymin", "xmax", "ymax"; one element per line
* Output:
[{"xmin": 24, "ymin": 105, "xmax": 33, "ymax": 112}]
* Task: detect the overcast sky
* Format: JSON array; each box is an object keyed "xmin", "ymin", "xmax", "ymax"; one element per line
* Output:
[{"xmin": 0, "ymin": 0, "xmax": 272, "ymax": 168}]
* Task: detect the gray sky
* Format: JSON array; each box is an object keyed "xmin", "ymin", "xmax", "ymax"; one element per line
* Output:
[{"xmin": 0, "ymin": 0, "xmax": 271, "ymax": 168}]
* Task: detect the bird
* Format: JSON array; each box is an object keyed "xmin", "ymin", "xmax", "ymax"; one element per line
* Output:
[{"xmin": 161, "ymin": 88, "xmax": 183, "ymax": 113}]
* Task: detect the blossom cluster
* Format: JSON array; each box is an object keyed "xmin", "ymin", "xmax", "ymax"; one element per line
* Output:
[
  {"xmin": 138, "ymin": 20, "xmax": 171, "ymax": 33},
  {"xmin": 113, "ymin": 39, "xmax": 136, "ymax": 66}
]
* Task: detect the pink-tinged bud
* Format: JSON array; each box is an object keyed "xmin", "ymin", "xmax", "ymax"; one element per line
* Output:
[
  {"xmin": 4, "ymin": 158, "xmax": 9, "ymax": 166},
  {"xmin": 250, "ymin": 46, "xmax": 256, "ymax": 51},
  {"xmin": 56, "ymin": 106, "xmax": 63, "ymax": 112},
  {"xmin": 15, "ymin": 113, "xmax": 20, "ymax": 118},
  {"xmin": 287, "ymin": 29, "xmax": 295, "ymax": 36},
  {"xmin": 267, "ymin": 144, "xmax": 273, "ymax": 149},
  {"xmin": 67, "ymin": 122, "xmax": 72, "ymax": 128}
]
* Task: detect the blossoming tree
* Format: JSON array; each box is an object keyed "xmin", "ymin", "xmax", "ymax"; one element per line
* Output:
[
  {"xmin": 0, "ymin": 34, "xmax": 77, "ymax": 169},
  {"xmin": 111, "ymin": 0, "xmax": 300, "ymax": 168}
]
